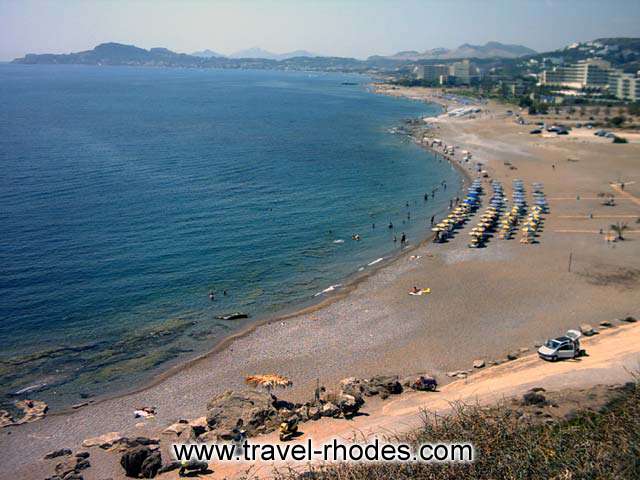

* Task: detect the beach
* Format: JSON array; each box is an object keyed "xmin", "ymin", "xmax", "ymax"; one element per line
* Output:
[{"xmin": 2, "ymin": 87, "xmax": 639, "ymax": 480}]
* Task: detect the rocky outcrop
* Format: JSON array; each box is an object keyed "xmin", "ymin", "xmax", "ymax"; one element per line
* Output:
[
  {"xmin": 205, "ymin": 390, "xmax": 279, "ymax": 439},
  {"xmin": 339, "ymin": 375, "xmax": 402, "ymax": 399},
  {"xmin": 120, "ymin": 446, "xmax": 154, "ymax": 477},
  {"xmin": 82, "ymin": 432, "xmax": 124, "ymax": 448},
  {"xmin": 53, "ymin": 453, "xmax": 90, "ymax": 479},
  {"xmin": 44, "ymin": 448, "xmax": 72, "ymax": 459},
  {"xmin": 14, "ymin": 399, "xmax": 48, "ymax": 424},
  {"xmin": 0, "ymin": 410, "xmax": 15, "ymax": 428},
  {"xmin": 140, "ymin": 451, "xmax": 162, "ymax": 478}
]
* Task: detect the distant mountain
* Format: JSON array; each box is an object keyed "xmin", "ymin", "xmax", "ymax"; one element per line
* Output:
[
  {"xmin": 229, "ymin": 47, "xmax": 318, "ymax": 60},
  {"xmin": 13, "ymin": 42, "xmax": 200, "ymax": 66},
  {"xmin": 191, "ymin": 49, "xmax": 226, "ymax": 58},
  {"xmin": 11, "ymin": 42, "xmax": 365, "ymax": 73},
  {"xmin": 374, "ymin": 42, "xmax": 537, "ymax": 61}
]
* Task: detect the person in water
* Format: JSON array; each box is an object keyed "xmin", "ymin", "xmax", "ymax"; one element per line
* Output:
[
  {"xmin": 400, "ymin": 232, "xmax": 406, "ymax": 245},
  {"xmin": 388, "ymin": 222, "xmax": 393, "ymax": 229},
  {"xmin": 208, "ymin": 291, "xmax": 215, "ymax": 301},
  {"xmin": 430, "ymin": 215, "xmax": 435, "ymax": 226}
]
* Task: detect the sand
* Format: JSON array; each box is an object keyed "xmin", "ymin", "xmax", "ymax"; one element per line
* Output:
[{"xmin": 1, "ymin": 87, "xmax": 639, "ymax": 480}]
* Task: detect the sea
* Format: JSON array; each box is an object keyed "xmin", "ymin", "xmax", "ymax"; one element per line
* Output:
[{"xmin": 0, "ymin": 64, "xmax": 461, "ymax": 409}]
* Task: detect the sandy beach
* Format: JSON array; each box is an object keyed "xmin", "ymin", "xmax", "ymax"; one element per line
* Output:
[{"xmin": 2, "ymin": 87, "xmax": 639, "ymax": 480}]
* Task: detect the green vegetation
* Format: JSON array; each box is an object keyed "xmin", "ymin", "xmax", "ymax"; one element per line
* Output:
[{"xmin": 273, "ymin": 382, "xmax": 640, "ymax": 480}]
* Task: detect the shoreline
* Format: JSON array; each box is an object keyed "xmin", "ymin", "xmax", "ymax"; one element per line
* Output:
[
  {"xmin": 36, "ymin": 90, "xmax": 467, "ymax": 417},
  {"xmin": 3, "ymin": 85, "xmax": 639, "ymax": 479}
]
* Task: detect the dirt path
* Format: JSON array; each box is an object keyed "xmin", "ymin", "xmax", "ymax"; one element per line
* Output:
[{"xmin": 208, "ymin": 322, "xmax": 640, "ymax": 479}]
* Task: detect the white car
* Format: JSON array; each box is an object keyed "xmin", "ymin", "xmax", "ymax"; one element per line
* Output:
[{"xmin": 538, "ymin": 330, "xmax": 582, "ymax": 361}]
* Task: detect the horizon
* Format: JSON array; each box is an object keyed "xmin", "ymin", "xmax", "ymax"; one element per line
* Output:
[{"xmin": 2, "ymin": 0, "xmax": 640, "ymax": 61}]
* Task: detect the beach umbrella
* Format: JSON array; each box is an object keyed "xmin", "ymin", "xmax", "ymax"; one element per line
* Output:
[{"xmin": 245, "ymin": 374, "xmax": 292, "ymax": 394}]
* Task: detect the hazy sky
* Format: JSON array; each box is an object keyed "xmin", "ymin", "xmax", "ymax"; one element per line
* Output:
[{"xmin": 1, "ymin": 0, "xmax": 639, "ymax": 61}]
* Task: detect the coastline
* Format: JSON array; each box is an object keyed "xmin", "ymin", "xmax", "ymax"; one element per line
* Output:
[
  {"xmin": 42, "ymin": 89, "xmax": 468, "ymax": 417},
  {"xmin": 3, "ymin": 84, "xmax": 639, "ymax": 479}
]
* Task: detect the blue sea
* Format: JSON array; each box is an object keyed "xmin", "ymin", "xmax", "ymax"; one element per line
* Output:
[{"xmin": 0, "ymin": 64, "xmax": 460, "ymax": 408}]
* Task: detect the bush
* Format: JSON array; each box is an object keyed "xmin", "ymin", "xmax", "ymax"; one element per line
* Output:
[
  {"xmin": 613, "ymin": 136, "xmax": 629, "ymax": 143},
  {"xmin": 274, "ymin": 382, "xmax": 640, "ymax": 480},
  {"xmin": 610, "ymin": 116, "xmax": 627, "ymax": 127}
]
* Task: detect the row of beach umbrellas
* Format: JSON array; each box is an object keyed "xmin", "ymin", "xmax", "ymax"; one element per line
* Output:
[
  {"xmin": 468, "ymin": 181, "xmax": 503, "ymax": 248},
  {"xmin": 432, "ymin": 179, "xmax": 483, "ymax": 243}
]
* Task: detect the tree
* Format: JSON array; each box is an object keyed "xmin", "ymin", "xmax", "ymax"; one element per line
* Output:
[
  {"xmin": 579, "ymin": 106, "xmax": 586, "ymax": 117},
  {"xmin": 610, "ymin": 222, "xmax": 628, "ymax": 240}
]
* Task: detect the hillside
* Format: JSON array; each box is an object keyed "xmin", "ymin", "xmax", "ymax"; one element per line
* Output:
[
  {"xmin": 374, "ymin": 41, "xmax": 537, "ymax": 61},
  {"xmin": 527, "ymin": 37, "xmax": 640, "ymax": 73}
]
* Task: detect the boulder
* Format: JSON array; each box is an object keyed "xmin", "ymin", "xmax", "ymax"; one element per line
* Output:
[
  {"xmin": 522, "ymin": 391, "xmax": 548, "ymax": 406},
  {"xmin": 580, "ymin": 324, "xmax": 595, "ymax": 336},
  {"xmin": 61, "ymin": 474, "xmax": 83, "ymax": 480},
  {"xmin": 623, "ymin": 316, "xmax": 637, "ymax": 323},
  {"xmin": 205, "ymin": 390, "xmax": 278, "ymax": 438},
  {"xmin": 45, "ymin": 449, "xmax": 72, "ymax": 459},
  {"xmin": 120, "ymin": 446, "xmax": 153, "ymax": 478},
  {"xmin": 140, "ymin": 451, "xmax": 162, "ymax": 478},
  {"xmin": 519, "ymin": 347, "xmax": 530, "ymax": 354},
  {"xmin": 506, "ymin": 352, "xmax": 519, "ymax": 361},
  {"xmin": 307, "ymin": 405, "xmax": 321, "ymax": 421},
  {"xmin": 158, "ymin": 461, "xmax": 181, "ymax": 474},
  {"xmin": 366, "ymin": 375, "xmax": 403, "ymax": 396},
  {"xmin": 599, "ymin": 320, "xmax": 613, "ymax": 328},
  {"xmin": 74, "ymin": 459, "xmax": 90, "ymax": 471},
  {"xmin": 339, "ymin": 376, "xmax": 402, "ymax": 399},
  {"xmin": 320, "ymin": 402, "xmax": 340, "ymax": 418},
  {"xmin": 473, "ymin": 359, "xmax": 485, "ymax": 369},
  {"xmin": 162, "ymin": 422, "xmax": 189, "ymax": 437},
  {"xmin": 54, "ymin": 458, "xmax": 77, "ymax": 478},
  {"xmin": 0, "ymin": 410, "xmax": 14, "ymax": 428},
  {"xmin": 82, "ymin": 432, "xmax": 124, "ymax": 449},
  {"xmin": 446, "ymin": 371, "xmax": 463, "ymax": 378},
  {"xmin": 333, "ymin": 393, "xmax": 364, "ymax": 418},
  {"xmin": 75, "ymin": 452, "xmax": 90, "ymax": 460},
  {"xmin": 14, "ymin": 399, "xmax": 48, "ymax": 423}
]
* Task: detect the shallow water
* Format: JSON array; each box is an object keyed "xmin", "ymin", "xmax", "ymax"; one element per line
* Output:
[{"xmin": 0, "ymin": 65, "xmax": 460, "ymax": 408}]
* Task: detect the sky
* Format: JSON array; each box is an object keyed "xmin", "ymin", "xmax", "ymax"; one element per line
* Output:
[{"xmin": 1, "ymin": 0, "xmax": 640, "ymax": 61}]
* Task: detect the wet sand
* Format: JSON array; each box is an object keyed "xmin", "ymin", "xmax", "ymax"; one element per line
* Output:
[{"xmin": 2, "ymin": 88, "xmax": 640, "ymax": 479}]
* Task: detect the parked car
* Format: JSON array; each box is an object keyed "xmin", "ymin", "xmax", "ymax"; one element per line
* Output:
[
  {"xmin": 594, "ymin": 129, "xmax": 607, "ymax": 137},
  {"xmin": 538, "ymin": 330, "xmax": 583, "ymax": 361},
  {"xmin": 530, "ymin": 128, "xmax": 542, "ymax": 134}
]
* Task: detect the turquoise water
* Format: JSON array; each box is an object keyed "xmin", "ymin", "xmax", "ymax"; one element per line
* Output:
[{"xmin": 0, "ymin": 65, "xmax": 460, "ymax": 407}]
